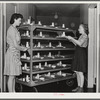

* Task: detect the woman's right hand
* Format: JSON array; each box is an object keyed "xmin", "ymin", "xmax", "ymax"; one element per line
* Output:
[
  {"xmin": 22, "ymin": 46, "xmax": 31, "ymax": 55},
  {"xmin": 67, "ymin": 36, "xmax": 73, "ymax": 40},
  {"xmin": 21, "ymin": 46, "xmax": 27, "ymax": 51},
  {"xmin": 61, "ymin": 35, "xmax": 68, "ymax": 39}
]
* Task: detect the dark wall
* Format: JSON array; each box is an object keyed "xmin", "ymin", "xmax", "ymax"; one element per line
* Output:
[{"xmin": 36, "ymin": 16, "xmax": 80, "ymax": 30}]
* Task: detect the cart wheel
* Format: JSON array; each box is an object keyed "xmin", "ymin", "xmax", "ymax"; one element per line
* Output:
[
  {"xmin": 32, "ymin": 87, "xmax": 38, "ymax": 92},
  {"xmin": 15, "ymin": 83, "xmax": 23, "ymax": 92},
  {"xmin": 66, "ymin": 79, "xmax": 74, "ymax": 87}
]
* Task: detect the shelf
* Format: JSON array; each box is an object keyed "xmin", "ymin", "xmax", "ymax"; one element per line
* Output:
[
  {"xmin": 35, "ymin": 24, "xmax": 73, "ymax": 32},
  {"xmin": 21, "ymin": 36, "xmax": 77, "ymax": 41},
  {"xmin": 22, "ymin": 66, "xmax": 71, "ymax": 74},
  {"xmin": 33, "ymin": 47, "xmax": 75, "ymax": 51},
  {"xmin": 21, "ymin": 57, "xmax": 73, "ymax": 63},
  {"xmin": 18, "ymin": 24, "xmax": 31, "ymax": 30},
  {"xmin": 18, "ymin": 24, "xmax": 74, "ymax": 32},
  {"xmin": 21, "ymin": 36, "xmax": 30, "ymax": 39},
  {"xmin": 32, "ymin": 36, "xmax": 67, "ymax": 40},
  {"xmin": 16, "ymin": 74, "xmax": 75, "ymax": 87}
]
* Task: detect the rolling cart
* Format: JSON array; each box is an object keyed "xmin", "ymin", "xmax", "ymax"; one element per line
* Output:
[{"xmin": 15, "ymin": 24, "xmax": 77, "ymax": 92}]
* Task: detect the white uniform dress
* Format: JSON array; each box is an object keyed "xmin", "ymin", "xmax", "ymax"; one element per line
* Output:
[{"xmin": 4, "ymin": 25, "xmax": 22, "ymax": 76}]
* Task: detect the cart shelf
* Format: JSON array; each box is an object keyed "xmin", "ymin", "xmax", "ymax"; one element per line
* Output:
[
  {"xmin": 21, "ymin": 57, "xmax": 73, "ymax": 62},
  {"xmin": 22, "ymin": 66, "xmax": 71, "ymax": 74},
  {"xmin": 16, "ymin": 24, "xmax": 76, "ymax": 91},
  {"xmin": 16, "ymin": 73, "xmax": 75, "ymax": 87}
]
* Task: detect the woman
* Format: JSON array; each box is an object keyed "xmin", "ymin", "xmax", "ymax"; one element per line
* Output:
[
  {"xmin": 4, "ymin": 13, "xmax": 30, "ymax": 92},
  {"xmin": 62, "ymin": 24, "xmax": 88, "ymax": 92}
]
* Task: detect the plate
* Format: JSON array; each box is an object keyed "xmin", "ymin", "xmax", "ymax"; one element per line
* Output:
[
  {"xmin": 43, "ymin": 25, "xmax": 46, "ymax": 27},
  {"xmin": 62, "ymin": 73, "xmax": 66, "ymax": 77},
  {"xmin": 62, "ymin": 64, "xmax": 66, "ymax": 67},
  {"xmin": 39, "ymin": 77, "xmax": 45, "ymax": 81},
  {"xmin": 51, "ymin": 65, "xmax": 56, "ymax": 68}
]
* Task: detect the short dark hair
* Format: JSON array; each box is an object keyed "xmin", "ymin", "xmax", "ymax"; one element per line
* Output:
[{"xmin": 10, "ymin": 13, "xmax": 23, "ymax": 24}]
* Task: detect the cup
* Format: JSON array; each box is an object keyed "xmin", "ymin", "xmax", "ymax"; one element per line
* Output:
[
  {"xmin": 52, "ymin": 22, "xmax": 54, "ymax": 26},
  {"xmin": 62, "ymin": 24, "xmax": 65, "ymax": 28},
  {"xmin": 27, "ymin": 19, "xmax": 31, "ymax": 24},
  {"xmin": 38, "ymin": 21, "xmax": 41, "ymax": 25}
]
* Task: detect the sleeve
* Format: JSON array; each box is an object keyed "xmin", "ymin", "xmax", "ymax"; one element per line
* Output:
[
  {"xmin": 8, "ymin": 28, "xmax": 27, "ymax": 51},
  {"xmin": 78, "ymin": 35, "xmax": 88, "ymax": 46},
  {"xmin": 8, "ymin": 28, "xmax": 19, "ymax": 48}
]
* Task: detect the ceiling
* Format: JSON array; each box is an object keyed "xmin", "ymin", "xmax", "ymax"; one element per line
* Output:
[{"xmin": 35, "ymin": 4, "xmax": 81, "ymax": 17}]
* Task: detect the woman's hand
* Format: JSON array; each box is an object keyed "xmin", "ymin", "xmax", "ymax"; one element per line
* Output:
[
  {"xmin": 23, "ymin": 47, "xmax": 31, "ymax": 55},
  {"xmin": 61, "ymin": 35, "xmax": 68, "ymax": 39},
  {"xmin": 67, "ymin": 36, "xmax": 73, "ymax": 40},
  {"xmin": 61, "ymin": 35, "xmax": 71, "ymax": 40},
  {"xmin": 67, "ymin": 36, "xmax": 76, "ymax": 45},
  {"xmin": 21, "ymin": 46, "xmax": 27, "ymax": 51}
]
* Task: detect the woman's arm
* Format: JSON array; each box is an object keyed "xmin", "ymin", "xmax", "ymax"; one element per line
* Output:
[
  {"xmin": 67, "ymin": 36, "xmax": 80, "ymax": 46},
  {"xmin": 63, "ymin": 36, "xmax": 77, "ymax": 46},
  {"xmin": 14, "ymin": 41, "xmax": 28, "ymax": 51},
  {"xmin": 70, "ymin": 39, "xmax": 77, "ymax": 46},
  {"xmin": 67, "ymin": 35, "xmax": 87, "ymax": 47},
  {"xmin": 16, "ymin": 45, "xmax": 28, "ymax": 51}
]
